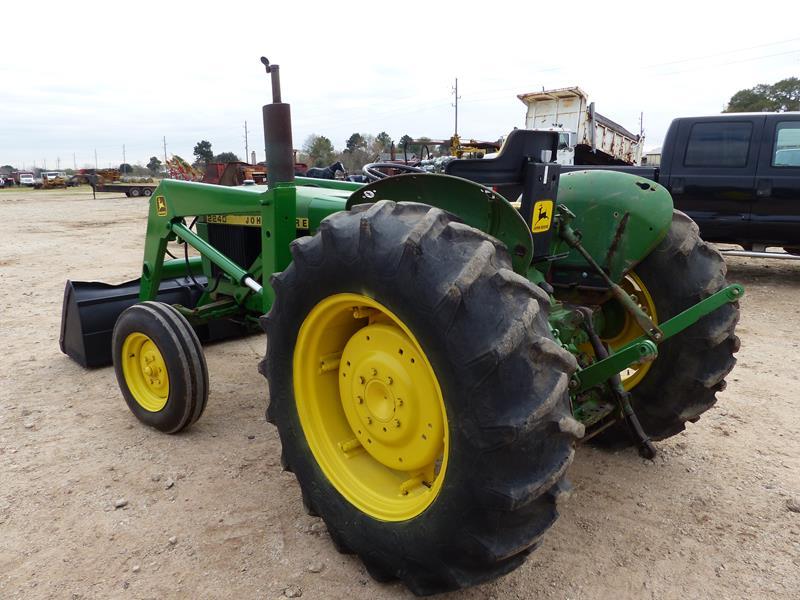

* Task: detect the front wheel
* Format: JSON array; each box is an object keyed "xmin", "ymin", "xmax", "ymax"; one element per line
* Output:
[
  {"xmin": 112, "ymin": 302, "xmax": 208, "ymax": 433},
  {"xmin": 261, "ymin": 201, "xmax": 580, "ymax": 595}
]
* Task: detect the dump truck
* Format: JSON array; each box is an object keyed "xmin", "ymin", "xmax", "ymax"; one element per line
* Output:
[
  {"xmin": 59, "ymin": 58, "xmax": 741, "ymax": 595},
  {"xmin": 518, "ymin": 86, "xmax": 643, "ymax": 166}
]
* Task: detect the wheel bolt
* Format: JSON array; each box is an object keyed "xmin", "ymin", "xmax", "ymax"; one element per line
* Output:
[
  {"xmin": 366, "ymin": 417, "xmax": 372, "ymax": 425},
  {"xmin": 394, "ymin": 419, "xmax": 401, "ymax": 428},
  {"xmin": 357, "ymin": 395, "xmax": 364, "ymax": 404},
  {"xmin": 371, "ymin": 368, "xmax": 377, "ymax": 376},
  {"xmin": 386, "ymin": 376, "xmax": 393, "ymax": 385},
  {"xmin": 359, "ymin": 376, "xmax": 365, "ymax": 384}
]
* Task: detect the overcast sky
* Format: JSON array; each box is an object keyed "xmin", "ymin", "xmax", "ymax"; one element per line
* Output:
[{"xmin": 1, "ymin": 0, "xmax": 798, "ymax": 170}]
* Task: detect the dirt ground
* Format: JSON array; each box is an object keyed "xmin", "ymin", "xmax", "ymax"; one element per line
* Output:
[{"xmin": 1, "ymin": 186, "xmax": 798, "ymax": 600}]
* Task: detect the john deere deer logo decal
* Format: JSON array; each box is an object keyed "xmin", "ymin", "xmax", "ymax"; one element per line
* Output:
[
  {"xmin": 156, "ymin": 196, "xmax": 167, "ymax": 216},
  {"xmin": 531, "ymin": 200, "xmax": 553, "ymax": 233}
]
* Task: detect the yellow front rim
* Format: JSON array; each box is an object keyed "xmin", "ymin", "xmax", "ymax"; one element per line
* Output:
[
  {"xmin": 293, "ymin": 293, "xmax": 448, "ymax": 522},
  {"xmin": 121, "ymin": 332, "xmax": 170, "ymax": 412},
  {"xmin": 604, "ymin": 272, "xmax": 658, "ymax": 390}
]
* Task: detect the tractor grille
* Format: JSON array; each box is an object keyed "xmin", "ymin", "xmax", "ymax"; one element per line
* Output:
[{"xmin": 206, "ymin": 224, "xmax": 261, "ymax": 278}]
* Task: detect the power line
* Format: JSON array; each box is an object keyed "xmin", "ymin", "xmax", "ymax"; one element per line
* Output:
[
  {"xmin": 452, "ymin": 78, "xmax": 461, "ymax": 136},
  {"xmin": 243, "ymin": 120, "xmax": 249, "ymax": 162},
  {"xmin": 660, "ymin": 47, "xmax": 800, "ymax": 76},
  {"xmin": 647, "ymin": 36, "xmax": 800, "ymax": 68}
]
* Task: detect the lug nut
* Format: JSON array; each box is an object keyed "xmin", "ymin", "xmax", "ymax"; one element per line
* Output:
[
  {"xmin": 371, "ymin": 368, "xmax": 378, "ymax": 376},
  {"xmin": 386, "ymin": 376, "xmax": 393, "ymax": 385},
  {"xmin": 394, "ymin": 419, "xmax": 401, "ymax": 428}
]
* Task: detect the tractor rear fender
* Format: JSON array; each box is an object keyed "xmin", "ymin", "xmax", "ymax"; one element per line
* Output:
[
  {"xmin": 346, "ymin": 173, "xmax": 534, "ymax": 274},
  {"xmin": 554, "ymin": 170, "xmax": 674, "ymax": 282}
]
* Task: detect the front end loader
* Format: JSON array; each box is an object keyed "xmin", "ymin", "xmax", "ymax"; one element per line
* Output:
[{"xmin": 59, "ymin": 58, "xmax": 741, "ymax": 595}]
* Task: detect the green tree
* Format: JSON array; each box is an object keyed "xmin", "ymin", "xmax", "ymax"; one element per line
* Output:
[
  {"xmin": 724, "ymin": 77, "xmax": 800, "ymax": 112},
  {"xmin": 193, "ymin": 140, "xmax": 214, "ymax": 164},
  {"xmin": 119, "ymin": 163, "xmax": 133, "ymax": 174},
  {"xmin": 303, "ymin": 134, "xmax": 336, "ymax": 167},
  {"xmin": 0, "ymin": 165, "xmax": 14, "ymax": 175},
  {"xmin": 212, "ymin": 152, "xmax": 241, "ymax": 163},
  {"xmin": 345, "ymin": 133, "xmax": 366, "ymax": 153},
  {"xmin": 771, "ymin": 77, "xmax": 800, "ymax": 111},
  {"xmin": 375, "ymin": 132, "xmax": 393, "ymax": 152},
  {"xmin": 399, "ymin": 134, "xmax": 413, "ymax": 150},
  {"xmin": 146, "ymin": 156, "xmax": 162, "ymax": 175}
]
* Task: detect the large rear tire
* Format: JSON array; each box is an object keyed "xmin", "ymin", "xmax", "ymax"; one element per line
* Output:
[
  {"xmin": 261, "ymin": 201, "xmax": 581, "ymax": 595},
  {"xmin": 595, "ymin": 211, "xmax": 740, "ymax": 444}
]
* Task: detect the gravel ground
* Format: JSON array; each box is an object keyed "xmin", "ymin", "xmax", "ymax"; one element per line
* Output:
[{"xmin": 1, "ymin": 186, "xmax": 798, "ymax": 599}]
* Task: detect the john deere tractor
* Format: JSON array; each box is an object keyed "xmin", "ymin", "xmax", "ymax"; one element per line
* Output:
[{"xmin": 60, "ymin": 58, "xmax": 741, "ymax": 595}]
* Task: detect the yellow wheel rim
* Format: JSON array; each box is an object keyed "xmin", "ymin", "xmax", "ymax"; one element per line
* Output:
[
  {"xmin": 293, "ymin": 293, "xmax": 448, "ymax": 522},
  {"xmin": 121, "ymin": 332, "xmax": 170, "ymax": 412},
  {"xmin": 603, "ymin": 272, "xmax": 658, "ymax": 390}
]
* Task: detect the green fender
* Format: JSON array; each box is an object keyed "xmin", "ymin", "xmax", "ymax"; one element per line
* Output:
[
  {"xmin": 555, "ymin": 170, "xmax": 674, "ymax": 282},
  {"xmin": 347, "ymin": 173, "xmax": 534, "ymax": 274}
]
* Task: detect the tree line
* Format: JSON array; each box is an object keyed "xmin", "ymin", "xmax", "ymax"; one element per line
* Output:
[{"xmin": 301, "ymin": 132, "xmax": 450, "ymax": 170}]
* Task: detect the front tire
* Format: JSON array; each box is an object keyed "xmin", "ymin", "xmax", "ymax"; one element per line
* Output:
[
  {"xmin": 261, "ymin": 201, "xmax": 580, "ymax": 595},
  {"xmin": 112, "ymin": 301, "xmax": 208, "ymax": 433}
]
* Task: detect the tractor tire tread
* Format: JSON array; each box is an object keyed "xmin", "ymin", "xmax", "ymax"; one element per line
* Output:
[
  {"xmin": 595, "ymin": 210, "xmax": 740, "ymax": 445},
  {"xmin": 260, "ymin": 200, "xmax": 577, "ymax": 595}
]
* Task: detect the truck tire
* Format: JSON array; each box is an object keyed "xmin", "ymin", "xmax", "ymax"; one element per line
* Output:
[
  {"xmin": 261, "ymin": 200, "xmax": 580, "ymax": 595},
  {"xmin": 596, "ymin": 210, "xmax": 740, "ymax": 445},
  {"xmin": 143, "ymin": 188, "xmax": 153, "ymax": 197},
  {"xmin": 112, "ymin": 301, "xmax": 208, "ymax": 433},
  {"xmin": 130, "ymin": 187, "xmax": 141, "ymax": 197}
]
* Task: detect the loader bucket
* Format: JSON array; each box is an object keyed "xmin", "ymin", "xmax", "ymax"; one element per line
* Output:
[{"xmin": 59, "ymin": 277, "xmax": 206, "ymax": 368}]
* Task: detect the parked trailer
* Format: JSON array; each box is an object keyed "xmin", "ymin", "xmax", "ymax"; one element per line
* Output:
[
  {"xmin": 518, "ymin": 87, "xmax": 643, "ymax": 166},
  {"xmin": 96, "ymin": 182, "xmax": 158, "ymax": 197}
]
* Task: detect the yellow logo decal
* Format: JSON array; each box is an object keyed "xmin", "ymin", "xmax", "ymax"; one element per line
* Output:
[
  {"xmin": 531, "ymin": 200, "xmax": 553, "ymax": 233},
  {"xmin": 156, "ymin": 196, "xmax": 167, "ymax": 216}
]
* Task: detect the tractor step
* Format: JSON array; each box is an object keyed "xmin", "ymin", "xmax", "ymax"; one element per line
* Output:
[{"xmin": 60, "ymin": 277, "xmax": 251, "ymax": 368}]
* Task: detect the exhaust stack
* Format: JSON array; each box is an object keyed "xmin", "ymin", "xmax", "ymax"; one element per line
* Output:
[{"xmin": 261, "ymin": 57, "xmax": 295, "ymax": 187}]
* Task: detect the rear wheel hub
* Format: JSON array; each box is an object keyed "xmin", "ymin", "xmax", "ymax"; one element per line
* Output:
[{"xmin": 293, "ymin": 293, "xmax": 448, "ymax": 521}]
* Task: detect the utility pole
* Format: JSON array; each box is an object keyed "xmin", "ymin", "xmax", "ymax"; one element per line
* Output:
[
  {"xmin": 163, "ymin": 136, "xmax": 168, "ymax": 167},
  {"xmin": 452, "ymin": 78, "xmax": 461, "ymax": 137},
  {"xmin": 57, "ymin": 157, "xmax": 61, "ymax": 170},
  {"xmin": 94, "ymin": 149, "xmax": 98, "ymax": 169},
  {"xmin": 123, "ymin": 144, "xmax": 126, "ymax": 167},
  {"xmin": 44, "ymin": 159, "xmax": 47, "ymax": 170},
  {"xmin": 73, "ymin": 153, "xmax": 76, "ymax": 170},
  {"xmin": 244, "ymin": 121, "xmax": 249, "ymax": 163}
]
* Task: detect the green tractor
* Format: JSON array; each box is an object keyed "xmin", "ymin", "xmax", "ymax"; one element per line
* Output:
[{"xmin": 60, "ymin": 58, "xmax": 741, "ymax": 595}]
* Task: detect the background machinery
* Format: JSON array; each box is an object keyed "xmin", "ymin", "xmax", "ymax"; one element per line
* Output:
[{"xmin": 59, "ymin": 58, "xmax": 741, "ymax": 595}]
